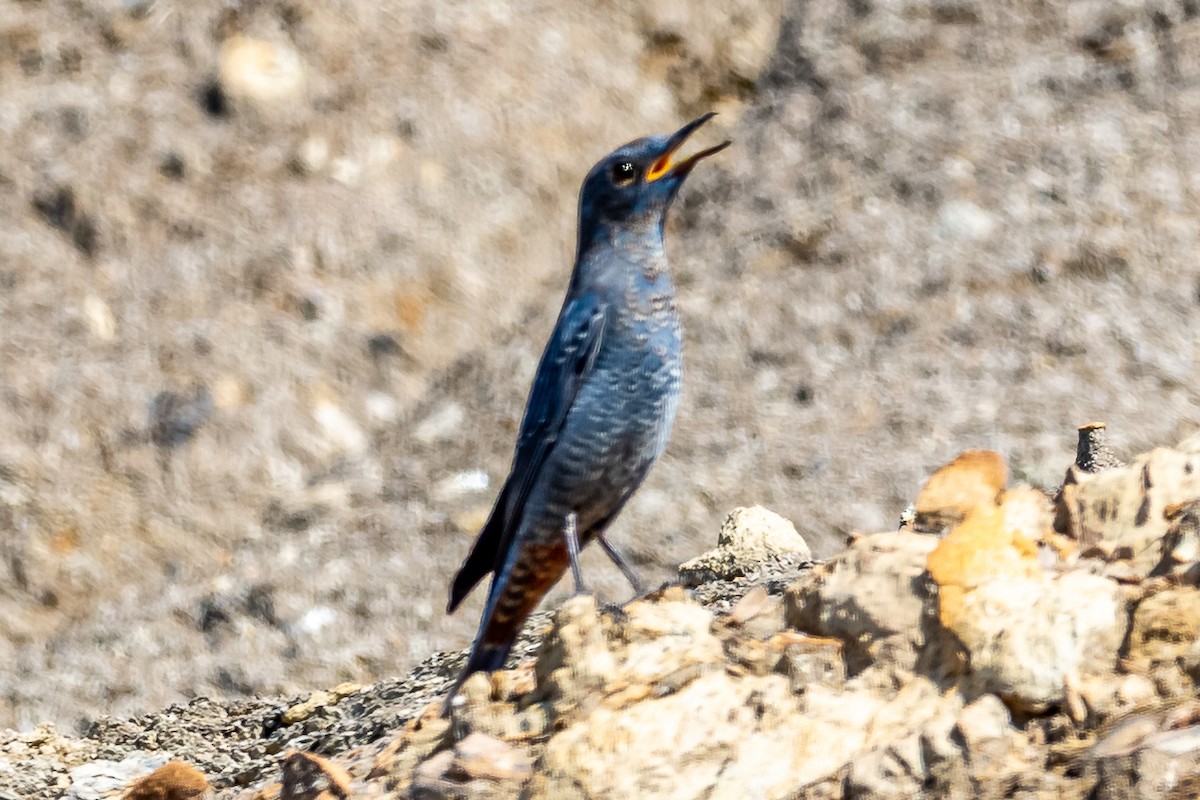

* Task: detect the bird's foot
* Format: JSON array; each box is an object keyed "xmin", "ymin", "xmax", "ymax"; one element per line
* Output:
[
  {"xmin": 598, "ymin": 601, "xmax": 630, "ymax": 624},
  {"xmin": 633, "ymin": 580, "xmax": 677, "ymax": 603}
]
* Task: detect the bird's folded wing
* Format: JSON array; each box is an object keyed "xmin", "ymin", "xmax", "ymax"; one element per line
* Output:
[
  {"xmin": 446, "ymin": 293, "xmax": 608, "ymax": 611},
  {"xmin": 503, "ymin": 292, "xmax": 608, "ymax": 547}
]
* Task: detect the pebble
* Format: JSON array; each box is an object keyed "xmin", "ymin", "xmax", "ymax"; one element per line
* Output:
[
  {"xmin": 413, "ymin": 403, "xmax": 464, "ymax": 444},
  {"xmin": 218, "ymin": 36, "xmax": 306, "ymax": 108},
  {"xmin": 433, "ymin": 469, "xmax": 490, "ymax": 501}
]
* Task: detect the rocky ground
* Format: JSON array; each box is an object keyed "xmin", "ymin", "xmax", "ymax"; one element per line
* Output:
[
  {"xmin": 7, "ymin": 429, "xmax": 1200, "ymax": 799},
  {"xmin": 2, "ymin": 0, "xmax": 1199, "ymax": 768}
]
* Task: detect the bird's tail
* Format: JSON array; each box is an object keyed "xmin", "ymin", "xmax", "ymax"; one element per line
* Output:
[
  {"xmin": 440, "ymin": 638, "xmax": 514, "ymax": 716},
  {"xmin": 441, "ymin": 541, "xmax": 564, "ymax": 716}
]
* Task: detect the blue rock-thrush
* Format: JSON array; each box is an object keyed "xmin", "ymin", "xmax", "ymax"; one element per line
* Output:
[{"xmin": 443, "ymin": 114, "xmax": 730, "ymax": 713}]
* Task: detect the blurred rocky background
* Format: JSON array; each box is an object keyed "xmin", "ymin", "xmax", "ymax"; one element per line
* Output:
[{"xmin": 0, "ymin": 0, "xmax": 1197, "ymax": 736}]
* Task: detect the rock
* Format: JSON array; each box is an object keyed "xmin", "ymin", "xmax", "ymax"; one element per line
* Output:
[
  {"xmin": 950, "ymin": 570, "xmax": 1127, "ymax": 711},
  {"xmin": 1092, "ymin": 717, "xmax": 1200, "ymax": 800},
  {"xmin": 82, "ymin": 295, "xmax": 116, "ymax": 341},
  {"xmin": 813, "ymin": 677, "xmax": 965, "ymax": 799},
  {"xmin": 410, "ymin": 732, "xmax": 532, "ymax": 798},
  {"xmin": 148, "ymin": 385, "xmax": 213, "ymax": 451},
  {"xmin": 123, "ymin": 761, "xmax": 209, "ymax": 800},
  {"xmin": 936, "ymin": 199, "xmax": 996, "ymax": 240},
  {"xmin": 1179, "ymin": 431, "xmax": 1200, "ymax": 454},
  {"xmin": 250, "ymin": 783, "xmax": 282, "ymax": 800},
  {"xmin": 1156, "ymin": 504, "xmax": 1200, "ymax": 582},
  {"xmin": 211, "ymin": 374, "xmax": 250, "ymax": 410},
  {"xmin": 217, "ymin": 36, "xmax": 307, "ymax": 110},
  {"xmin": 1073, "ymin": 422, "xmax": 1124, "ymax": 474},
  {"xmin": 919, "ymin": 694, "xmax": 1039, "ymax": 797},
  {"xmin": 0, "ymin": 724, "xmax": 96, "ymax": 798},
  {"xmin": 65, "ymin": 752, "xmax": 172, "ymax": 800},
  {"xmin": 279, "ymin": 750, "xmax": 350, "ymax": 800},
  {"xmin": 1055, "ymin": 445, "xmax": 1200, "ymax": 574},
  {"xmin": 714, "ymin": 587, "xmax": 792, "ymax": 674},
  {"xmin": 534, "ymin": 591, "xmax": 725, "ymax": 718},
  {"xmin": 281, "ymin": 691, "xmax": 331, "ymax": 726},
  {"xmin": 414, "ymin": 403, "xmax": 466, "ymax": 445},
  {"xmin": 716, "ymin": 589, "xmax": 836, "ymax": 681},
  {"xmin": 1062, "ymin": 240, "xmax": 1131, "ymax": 281},
  {"xmin": 912, "ymin": 450, "xmax": 1007, "ymax": 533},
  {"xmin": 364, "ymin": 390, "xmax": 400, "ymax": 424},
  {"xmin": 679, "ymin": 505, "xmax": 811, "ymax": 584},
  {"xmin": 292, "ymin": 136, "xmax": 331, "ymax": 176},
  {"xmin": 846, "ymin": 735, "xmax": 927, "ymax": 799},
  {"xmin": 785, "ymin": 531, "xmax": 939, "ymax": 673},
  {"xmin": 926, "ymin": 490, "xmax": 1045, "ymax": 632},
  {"xmin": 449, "ymin": 733, "xmax": 532, "ymax": 782},
  {"xmin": 953, "ymin": 694, "xmax": 1013, "ymax": 771},
  {"xmin": 1127, "ymin": 587, "xmax": 1200, "ymax": 667},
  {"xmin": 433, "ymin": 469, "xmax": 491, "ymax": 502},
  {"xmin": 529, "ymin": 672, "xmax": 839, "ymax": 800},
  {"xmin": 310, "ymin": 392, "xmax": 367, "ymax": 455},
  {"xmin": 844, "ymin": 682, "xmax": 962, "ymax": 799},
  {"xmin": 439, "ymin": 584, "xmax": 982, "ymax": 800},
  {"xmin": 369, "ymin": 706, "xmax": 452, "ymax": 795},
  {"xmin": 1075, "ymin": 673, "xmax": 1158, "ymax": 726},
  {"xmin": 777, "ymin": 633, "xmax": 846, "ymax": 693},
  {"xmin": 916, "ymin": 452, "xmax": 1128, "ymax": 711}
]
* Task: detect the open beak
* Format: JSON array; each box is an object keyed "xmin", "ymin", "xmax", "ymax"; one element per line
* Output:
[{"xmin": 645, "ymin": 112, "xmax": 732, "ymax": 183}]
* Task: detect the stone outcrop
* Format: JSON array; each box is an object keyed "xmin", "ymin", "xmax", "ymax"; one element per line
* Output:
[{"xmin": 7, "ymin": 427, "xmax": 1200, "ymax": 799}]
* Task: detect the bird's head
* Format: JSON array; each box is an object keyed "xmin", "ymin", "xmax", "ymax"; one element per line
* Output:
[{"xmin": 576, "ymin": 113, "xmax": 730, "ymax": 253}]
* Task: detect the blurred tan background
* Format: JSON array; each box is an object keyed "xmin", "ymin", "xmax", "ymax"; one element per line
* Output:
[{"xmin": 0, "ymin": 0, "xmax": 1197, "ymax": 732}]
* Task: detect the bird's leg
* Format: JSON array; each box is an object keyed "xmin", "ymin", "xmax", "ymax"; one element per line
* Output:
[
  {"xmin": 597, "ymin": 536, "xmax": 647, "ymax": 597},
  {"xmin": 564, "ymin": 512, "xmax": 585, "ymax": 595}
]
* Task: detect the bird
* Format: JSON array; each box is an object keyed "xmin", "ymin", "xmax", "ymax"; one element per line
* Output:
[{"xmin": 442, "ymin": 114, "xmax": 730, "ymax": 713}]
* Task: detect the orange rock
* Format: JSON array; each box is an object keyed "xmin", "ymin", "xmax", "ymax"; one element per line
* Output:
[
  {"xmin": 124, "ymin": 761, "xmax": 209, "ymax": 800},
  {"xmin": 927, "ymin": 499, "xmax": 1042, "ymax": 631},
  {"xmin": 49, "ymin": 526, "xmax": 80, "ymax": 556},
  {"xmin": 914, "ymin": 450, "xmax": 1007, "ymax": 531},
  {"xmin": 927, "ymin": 504, "xmax": 1041, "ymax": 588}
]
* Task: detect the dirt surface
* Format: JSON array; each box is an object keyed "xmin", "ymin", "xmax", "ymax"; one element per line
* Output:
[{"xmin": 1, "ymin": 0, "xmax": 1198, "ymax": 734}]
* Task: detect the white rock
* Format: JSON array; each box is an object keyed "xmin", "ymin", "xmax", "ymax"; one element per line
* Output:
[
  {"xmin": 414, "ymin": 403, "xmax": 465, "ymax": 444},
  {"xmin": 66, "ymin": 752, "xmax": 172, "ymax": 800},
  {"xmin": 295, "ymin": 136, "xmax": 330, "ymax": 174},
  {"xmin": 679, "ymin": 506, "xmax": 811, "ymax": 583},
  {"xmin": 434, "ymin": 469, "xmax": 490, "ymax": 501},
  {"xmin": 364, "ymin": 391, "xmax": 400, "ymax": 423},
  {"xmin": 297, "ymin": 605, "xmax": 337, "ymax": 636},
  {"xmin": 312, "ymin": 398, "xmax": 367, "ymax": 454},
  {"xmin": 937, "ymin": 200, "xmax": 996, "ymax": 240},
  {"xmin": 218, "ymin": 36, "xmax": 307, "ymax": 108},
  {"xmin": 330, "ymin": 156, "xmax": 362, "ymax": 186},
  {"xmin": 82, "ymin": 295, "xmax": 115, "ymax": 341}
]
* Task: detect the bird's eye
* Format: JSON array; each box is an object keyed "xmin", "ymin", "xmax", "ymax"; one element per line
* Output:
[{"xmin": 610, "ymin": 161, "xmax": 637, "ymax": 186}]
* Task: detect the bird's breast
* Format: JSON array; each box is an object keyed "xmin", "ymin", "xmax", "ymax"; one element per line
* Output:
[{"xmin": 589, "ymin": 309, "xmax": 682, "ymax": 451}]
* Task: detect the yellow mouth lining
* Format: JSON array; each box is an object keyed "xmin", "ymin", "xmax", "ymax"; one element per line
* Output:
[{"xmin": 646, "ymin": 155, "xmax": 672, "ymax": 182}]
